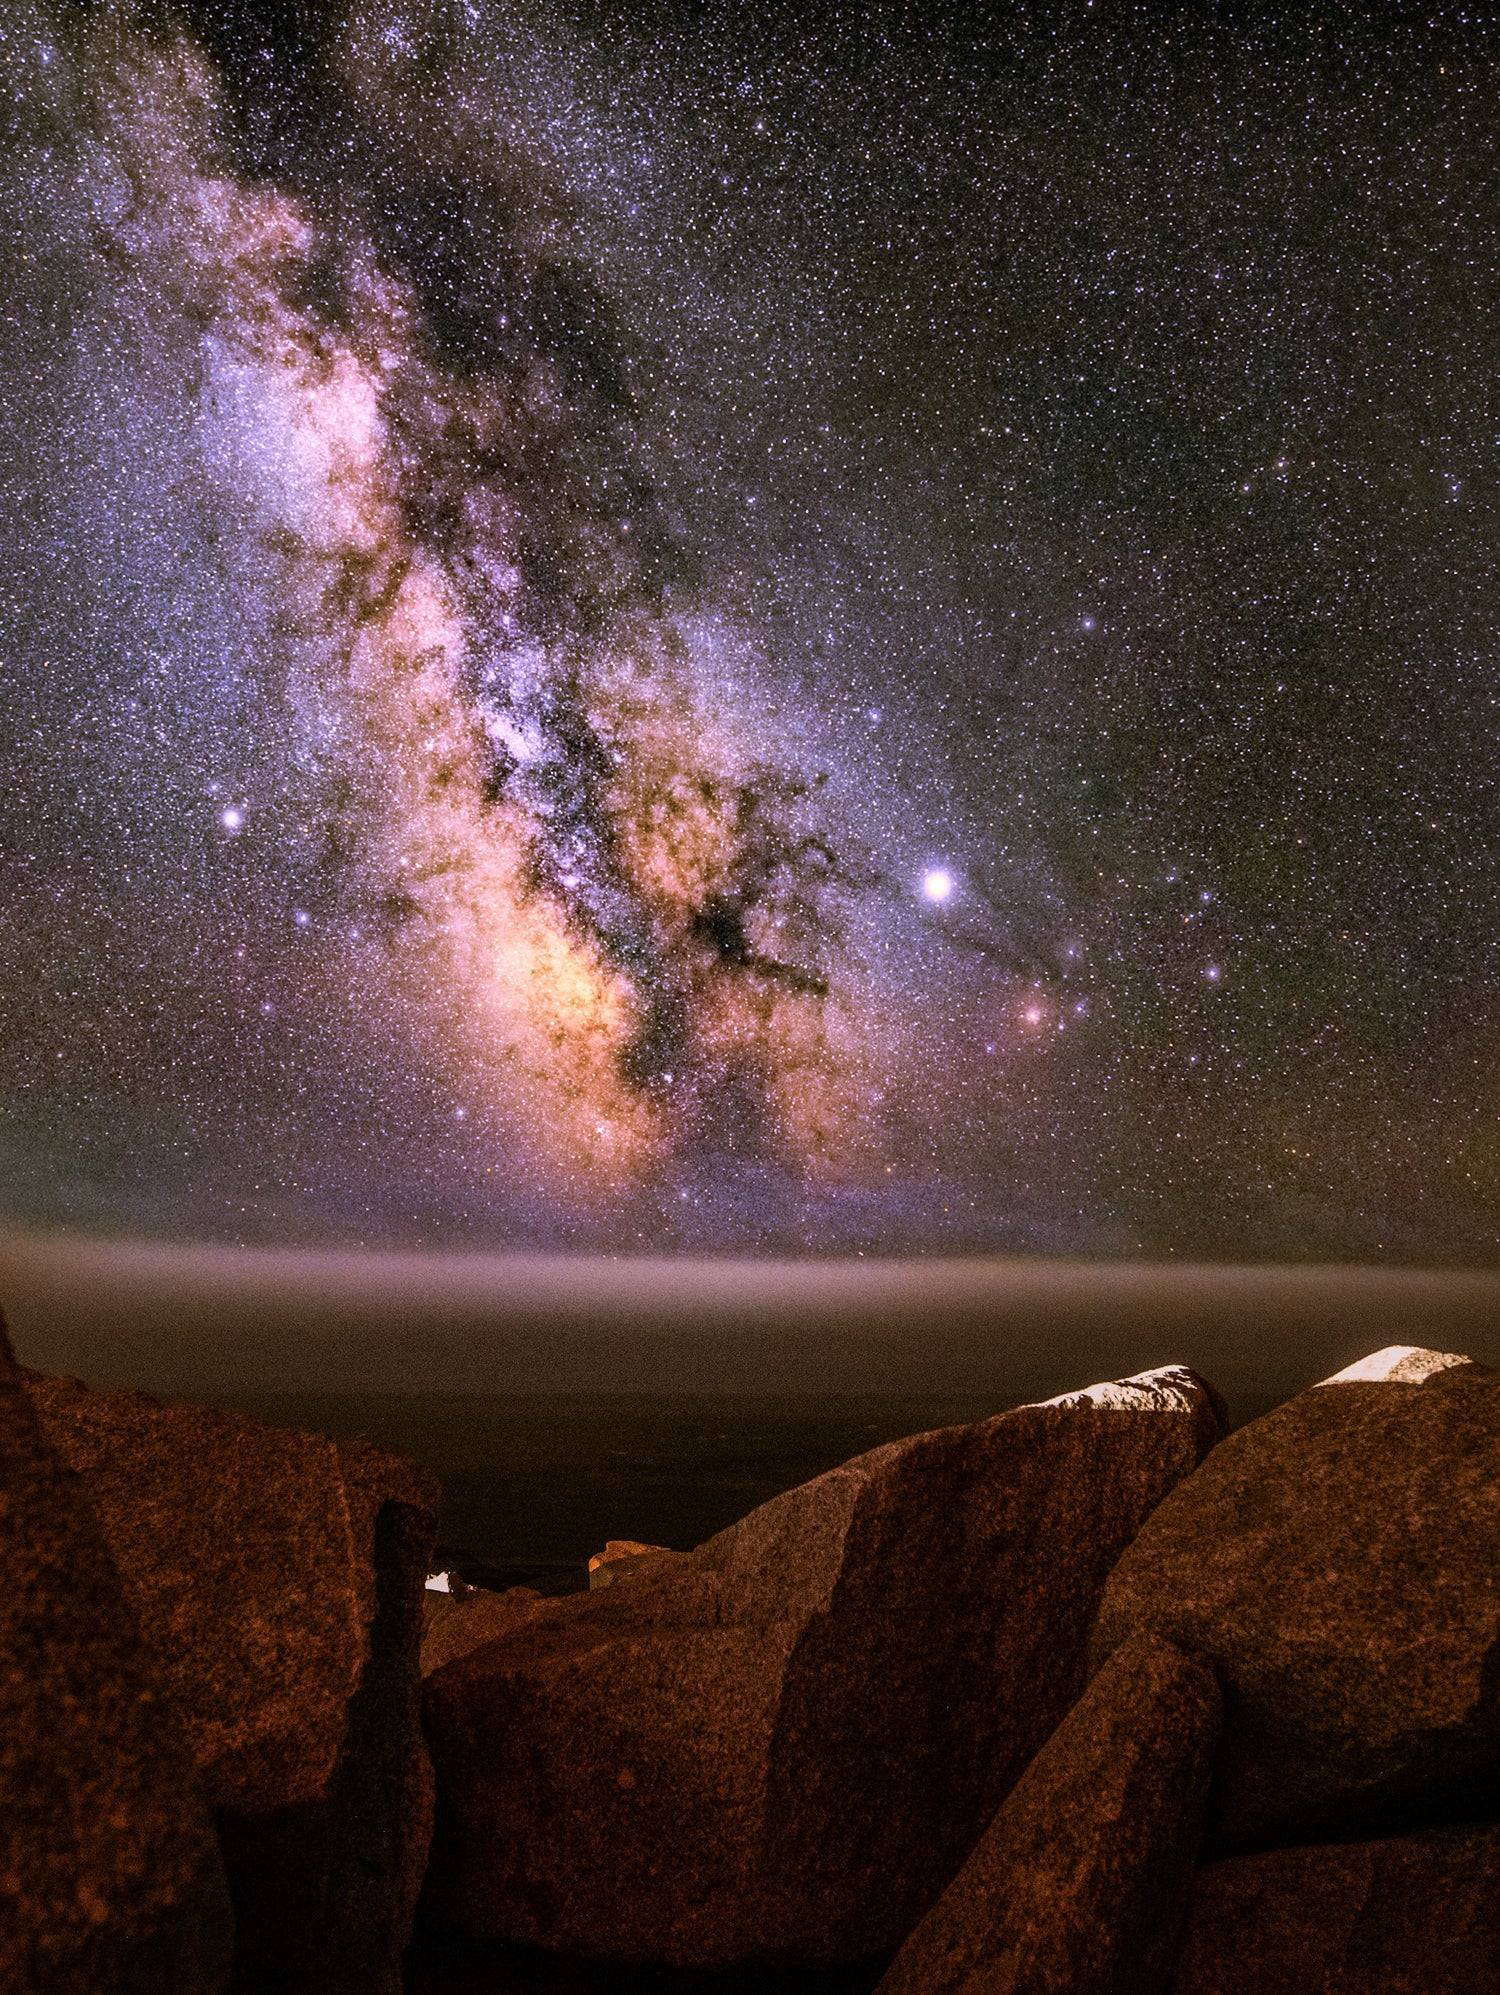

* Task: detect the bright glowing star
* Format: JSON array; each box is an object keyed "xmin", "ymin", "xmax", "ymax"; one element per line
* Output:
[
  {"xmin": 1025, "ymin": 1006, "xmax": 1043, "ymax": 1024},
  {"xmin": 294, "ymin": 910, "xmax": 310, "ymax": 927},
  {"xmin": 1205, "ymin": 964, "xmax": 1221, "ymax": 982},
  {"xmin": 220, "ymin": 807, "xmax": 243, "ymax": 832},
  {"xmin": 1081, "ymin": 616, "xmax": 1096, "ymax": 631},
  {"xmin": 922, "ymin": 869, "xmax": 954, "ymax": 902}
]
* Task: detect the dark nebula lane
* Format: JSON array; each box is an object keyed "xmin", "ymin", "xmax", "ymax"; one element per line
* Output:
[{"xmin": 2, "ymin": 2, "xmax": 1498, "ymax": 1259}]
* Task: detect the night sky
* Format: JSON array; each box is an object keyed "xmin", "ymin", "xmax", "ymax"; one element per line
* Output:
[{"xmin": 3, "ymin": 1, "xmax": 1498, "ymax": 1260}]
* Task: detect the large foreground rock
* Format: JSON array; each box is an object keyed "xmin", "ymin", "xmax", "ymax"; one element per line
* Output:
[
  {"xmin": 423, "ymin": 1366, "xmax": 1225, "ymax": 1967},
  {"xmin": 1090, "ymin": 1345, "xmax": 1500, "ymax": 1848},
  {"xmin": 0, "ymin": 1333, "xmax": 232, "ymax": 1994},
  {"xmin": 878, "ymin": 1633, "xmax": 1218, "ymax": 1995},
  {"xmin": 422, "ymin": 1585, "xmax": 550, "ymax": 1678},
  {"xmin": 1171, "ymin": 1825, "xmax": 1500, "ymax": 1993},
  {"xmin": 24, "ymin": 1370, "xmax": 440, "ymax": 1995}
]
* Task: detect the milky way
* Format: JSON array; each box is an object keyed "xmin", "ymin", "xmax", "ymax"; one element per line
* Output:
[{"xmin": 3, "ymin": 2, "xmax": 1499, "ymax": 1259}]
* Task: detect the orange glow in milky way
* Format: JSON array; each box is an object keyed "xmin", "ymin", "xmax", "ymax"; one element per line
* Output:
[{"xmin": 165, "ymin": 134, "xmax": 905, "ymax": 1198}]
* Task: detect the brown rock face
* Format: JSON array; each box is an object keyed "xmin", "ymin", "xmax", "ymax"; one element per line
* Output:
[
  {"xmin": 1170, "ymin": 1826, "xmax": 1500, "ymax": 1993},
  {"xmin": 23, "ymin": 1370, "xmax": 440, "ymax": 1995},
  {"xmin": 1089, "ymin": 1345, "xmax": 1500, "ymax": 1849},
  {"xmin": 423, "ymin": 1366, "xmax": 1225, "ymax": 1968},
  {"xmin": 421, "ymin": 1585, "xmax": 550, "ymax": 1677},
  {"xmin": 878, "ymin": 1634, "xmax": 1220, "ymax": 1995},
  {"xmin": 0, "ymin": 1334, "xmax": 233, "ymax": 1995}
]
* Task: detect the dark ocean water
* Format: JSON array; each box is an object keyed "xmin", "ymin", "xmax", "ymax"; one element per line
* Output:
[{"xmin": 210, "ymin": 1390, "xmax": 1015, "ymax": 1587}]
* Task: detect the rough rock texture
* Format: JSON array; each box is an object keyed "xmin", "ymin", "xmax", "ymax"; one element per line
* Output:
[
  {"xmin": 1171, "ymin": 1825, "xmax": 1500, "ymax": 1993},
  {"xmin": 422, "ymin": 1585, "xmax": 549, "ymax": 1677},
  {"xmin": 1089, "ymin": 1345, "xmax": 1500, "ymax": 1849},
  {"xmin": 423, "ymin": 1366, "xmax": 1225, "ymax": 1968},
  {"xmin": 23, "ymin": 1369, "xmax": 440, "ymax": 1995},
  {"xmin": 878, "ymin": 1634, "xmax": 1220, "ymax": 1995},
  {"xmin": 589, "ymin": 1539, "xmax": 673, "ymax": 1588},
  {"xmin": 0, "ymin": 1332, "xmax": 233, "ymax": 1995}
]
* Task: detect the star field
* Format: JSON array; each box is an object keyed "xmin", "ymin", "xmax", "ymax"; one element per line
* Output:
[{"xmin": 2, "ymin": 1, "xmax": 1498, "ymax": 1259}]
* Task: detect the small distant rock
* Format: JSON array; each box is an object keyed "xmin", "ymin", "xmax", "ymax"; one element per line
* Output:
[
  {"xmin": 1171, "ymin": 1824, "xmax": 1500, "ymax": 1993},
  {"xmin": 425, "ymin": 1570, "xmax": 474, "ymax": 1599},
  {"xmin": 1090, "ymin": 1344, "xmax": 1500, "ymax": 1847},
  {"xmin": 589, "ymin": 1539, "xmax": 673, "ymax": 1588},
  {"xmin": 878, "ymin": 1633, "xmax": 1219, "ymax": 1995},
  {"xmin": 0, "ymin": 1328, "xmax": 233, "ymax": 1993},
  {"xmin": 423, "ymin": 1364, "xmax": 1225, "ymax": 1967},
  {"xmin": 23, "ymin": 1368, "xmax": 440, "ymax": 1995}
]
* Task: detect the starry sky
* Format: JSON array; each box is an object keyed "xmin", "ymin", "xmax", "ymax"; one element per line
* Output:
[{"xmin": 2, "ymin": 0, "xmax": 1498, "ymax": 1260}]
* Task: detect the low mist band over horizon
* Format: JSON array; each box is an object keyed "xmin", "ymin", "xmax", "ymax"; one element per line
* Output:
[{"xmin": 8, "ymin": 1230, "xmax": 1500, "ymax": 1419}]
